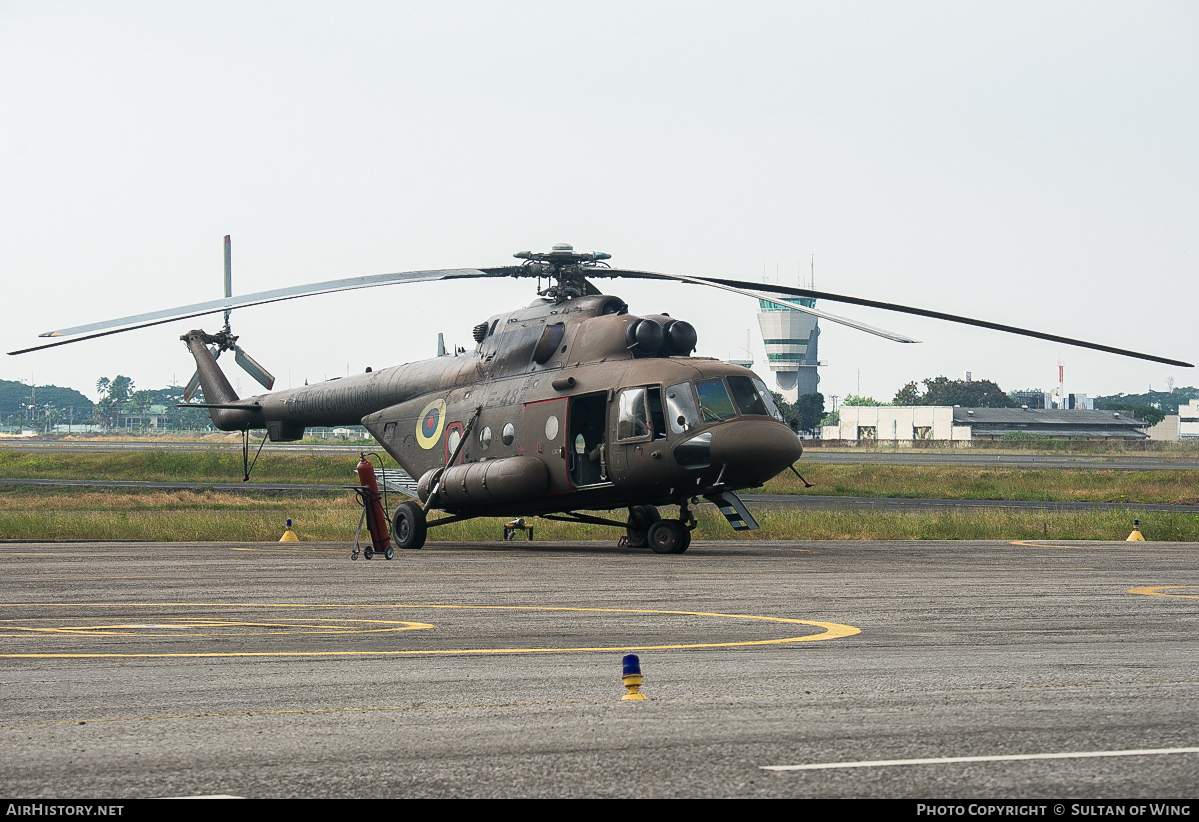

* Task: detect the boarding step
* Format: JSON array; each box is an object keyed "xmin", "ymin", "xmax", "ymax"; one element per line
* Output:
[{"xmin": 704, "ymin": 490, "xmax": 760, "ymax": 531}]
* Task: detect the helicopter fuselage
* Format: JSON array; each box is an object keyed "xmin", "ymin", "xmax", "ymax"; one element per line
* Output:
[{"xmin": 184, "ymin": 292, "xmax": 803, "ymax": 519}]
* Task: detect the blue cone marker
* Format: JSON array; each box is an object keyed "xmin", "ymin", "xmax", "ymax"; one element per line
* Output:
[{"xmin": 621, "ymin": 653, "xmax": 647, "ymax": 700}]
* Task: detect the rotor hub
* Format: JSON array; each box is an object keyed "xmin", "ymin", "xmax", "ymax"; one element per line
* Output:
[
  {"xmin": 514, "ymin": 243, "xmax": 612, "ymax": 301},
  {"xmin": 182, "ymin": 328, "xmax": 238, "ymax": 351}
]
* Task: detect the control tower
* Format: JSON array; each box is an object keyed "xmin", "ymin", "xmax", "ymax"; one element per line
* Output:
[{"xmin": 756, "ymin": 295, "xmax": 819, "ymax": 403}]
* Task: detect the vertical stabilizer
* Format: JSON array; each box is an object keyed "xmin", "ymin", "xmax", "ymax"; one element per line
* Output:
[{"xmin": 181, "ymin": 330, "xmax": 258, "ymax": 430}]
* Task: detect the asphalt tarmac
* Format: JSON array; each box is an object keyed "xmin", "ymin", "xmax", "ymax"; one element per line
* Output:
[{"xmin": 2, "ymin": 537, "xmax": 1197, "ymax": 798}]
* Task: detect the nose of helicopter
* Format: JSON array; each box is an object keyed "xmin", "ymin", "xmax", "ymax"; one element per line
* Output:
[{"xmin": 708, "ymin": 419, "xmax": 804, "ymax": 486}]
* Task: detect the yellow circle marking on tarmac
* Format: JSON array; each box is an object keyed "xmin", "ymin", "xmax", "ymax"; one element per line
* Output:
[
  {"xmin": 1128, "ymin": 586, "xmax": 1199, "ymax": 600},
  {"xmin": 0, "ymin": 603, "xmax": 861, "ymax": 659},
  {"xmin": 0, "ymin": 617, "xmax": 433, "ymax": 638}
]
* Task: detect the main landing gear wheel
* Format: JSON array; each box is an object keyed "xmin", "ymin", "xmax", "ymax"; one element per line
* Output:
[
  {"xmin": 393, "ymin": 501, "xmax": 427, "ymax": 551},
  {"xmin": 648, "ymin": 519, "xmax": 690, "ymax": 554},
  {"xmin": 626, "ymin": 505, "xmax": 661, "ymax": 549}
]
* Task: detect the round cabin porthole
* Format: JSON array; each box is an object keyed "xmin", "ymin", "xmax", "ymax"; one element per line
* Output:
[
  {"xmin": 447, "ymin": 429, "xmax": 461, "ymax": 455},
  {"xmin": 502, "ymin": 423, "xmax": 515, "ymax": 446},
  {"xmin": 574, "ymin": 434, "xmax": 586, "ymax": 454},
  {"xmin": 479, "ymin": 426, "xmax": 492, "ymax": 449},
  {"xmin": 545, "ymin": 415, "xmax": 559, "ymax": 441}
]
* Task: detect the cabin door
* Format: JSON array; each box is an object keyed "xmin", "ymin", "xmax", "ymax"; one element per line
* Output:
[
  {"xmin": 567, "ymin": 392, "xmax": 611, "ymax": 488},
  {"xmin": 608, "ymin": 385, "xmax": 667, "ymax": 483}
]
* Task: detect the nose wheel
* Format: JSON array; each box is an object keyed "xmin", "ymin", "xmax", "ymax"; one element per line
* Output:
[{"xmin": 647, "ymin": 519, "xmax": 691, "ymax": 554}]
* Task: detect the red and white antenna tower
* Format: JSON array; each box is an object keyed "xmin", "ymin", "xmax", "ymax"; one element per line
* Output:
[{"xmin": 1057, "ymin": 359, "xmax": 1065, "ymax": 409}]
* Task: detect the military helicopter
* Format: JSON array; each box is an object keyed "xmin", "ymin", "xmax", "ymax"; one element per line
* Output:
[{"xmin": 10, "ymin": 241, "xmax": 1191, "ymax": 555}]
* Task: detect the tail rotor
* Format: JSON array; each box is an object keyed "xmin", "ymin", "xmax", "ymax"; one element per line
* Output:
[{"xmin": 181, "ymin": 236, "xmax": 276, "ymax": 401}]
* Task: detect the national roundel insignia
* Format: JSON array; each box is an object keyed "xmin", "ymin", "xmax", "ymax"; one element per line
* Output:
[{"xmin": 415, "ymin": 398, "xmax": 447, "ymax": 450}]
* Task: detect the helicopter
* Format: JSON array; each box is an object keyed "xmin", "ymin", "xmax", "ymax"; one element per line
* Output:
[{"xmin": 10, "ymin": 241, "xmax": 1192, "ymax": 555}]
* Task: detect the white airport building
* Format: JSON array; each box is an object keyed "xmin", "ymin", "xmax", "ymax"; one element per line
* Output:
[
  {"xmin": 825, "ymin": 406, "xmax": 1151, "ymax": 442},
  {"xmin": 1180, "ymin": 399, "xmax": 1199, "ymax": 439},
  {"xmin": 823, "ymin": 406, "xmax": 970, "ymax": 442}
]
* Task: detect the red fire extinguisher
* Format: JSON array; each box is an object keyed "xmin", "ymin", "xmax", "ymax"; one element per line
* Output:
[{"xmin": 356, "ymin": 455, "xmax": 393, "ymax": 558}]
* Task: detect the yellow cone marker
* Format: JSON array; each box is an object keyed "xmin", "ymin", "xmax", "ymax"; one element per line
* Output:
[
  {"xmin": 1127, "ymin": 518, "xmax": 1146, "ymax": 542},
  {"xmin": 621, "ymin": 653, "xmax": 647, "ymax": 700},
  {"xmin": 280, "ymin": 518, "xmax": 300, "ymax": 542}
]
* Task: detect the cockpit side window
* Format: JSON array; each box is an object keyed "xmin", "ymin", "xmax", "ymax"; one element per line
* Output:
[
  {"xmin": 695, "ymin": 378, "xmax": 737, "ymax": 422},
  {"xmin": 752, "ymin": 377, "xmax": 785, "ymax": 422},
  {"xmin": 728, "ymin": 375, "xmax": 770, "ymax": 417},
  {"xmin": 666, "ymin": 382, "xmax": 700, "ymax": 433},
  {"xmin": 616, "ymin": 387, "xmax": 650, "ymax": 441}
]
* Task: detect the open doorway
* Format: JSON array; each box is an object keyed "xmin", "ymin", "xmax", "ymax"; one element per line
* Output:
[{"xmin": 568, "ymin": 392, "xmax": 610, "ymax": 487}]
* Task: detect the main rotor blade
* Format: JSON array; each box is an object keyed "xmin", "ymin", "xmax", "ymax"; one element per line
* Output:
[
  {"xmin": 639, "ymin": 270, "xmax": 920, "ymax": 343},
  {"xmin": 234, "ymin": 345, "xmax": 275, "ymax": 391},
  {"xmin": 594, "ymin": 269, "xmax": 1193, "ymax": 368},
  {"xmin": 10, "ymin": 268, "xmax": 498, "ymax": 355}
]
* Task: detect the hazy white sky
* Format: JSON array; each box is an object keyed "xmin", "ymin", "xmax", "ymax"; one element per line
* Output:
[{"xmin": 2, "ymin": 1, "xmax": 1196, "ymax": 404}]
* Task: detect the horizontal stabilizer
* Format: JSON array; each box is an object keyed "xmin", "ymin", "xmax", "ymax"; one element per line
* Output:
[{"xmin": 174, "ymin": 402, "xmax": 262, "ymax": 410}]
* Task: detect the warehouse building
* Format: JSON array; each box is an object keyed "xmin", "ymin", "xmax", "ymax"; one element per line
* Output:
[
  {"xmin": 825, "ymin": 406, "xmax": 1149, "ymax": 442},
  {"xmin": 1180, "ymin": 399, "xmax": 1199, "ymax": 439}
]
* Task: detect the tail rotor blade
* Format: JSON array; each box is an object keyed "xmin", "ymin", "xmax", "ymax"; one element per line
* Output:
[
  {"xmin": 234, "ymin": 345, "xmax": 276, "ymax": 390},
  {"xmin": 183, "ymin": 370, "xmax": 202, "ymax": 402}
]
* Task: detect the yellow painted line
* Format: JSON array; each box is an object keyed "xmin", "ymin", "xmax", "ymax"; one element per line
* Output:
[
  {"xmin": 227, "ymin": 546, "xmax": 344, "ymax": 553},
  {"xmin": 979, "ymin": 567, "xmax": 1096, "ymax": 571},
  {"xmin": 0, "ymin": 553, "xmax": 145, "ymax": 557},
  {"xmin": 340, "ymin": 572, "xmax": 521, "ymax": 576},
  {"xmin": 1129, "ymin": 586, "xmax": 1199, "ymax": 600},
  {"xmin": 1011, "ymin": 541, "xmax": 1199, "ymax": 552},
  {"xmin": 8, "ymin": 576, "xmax": 195, "ymax": 581},
  {"xmin": 763, "ymin": 746, "xmax": 1199, "ymax": 772},
  {"xmin": 0, "ymin": 603, "xmax": 860, "ymax": 658},
  {"xmin": 675, "ymin": 570, "xmax": 816, "ymax": 574}
]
